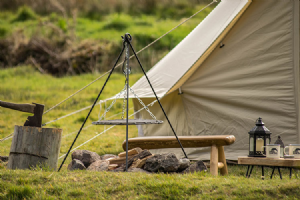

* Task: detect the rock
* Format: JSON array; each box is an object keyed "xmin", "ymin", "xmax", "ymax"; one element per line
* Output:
[
  {"xmin": 127, "ymin": 149, "xmax": 152, "ymax": 168},
  {"xmin": 177, "ymin": 158, "xmax": 190, "ymax": 172},
  {"xmin": 101, "ymin": 154, "xmax": 117, "ymax": 160},
  {"xmin": 0, "ymin": 156, "xmax": 8, "ymax": 162},
  {"xmin": 87, "ymin": 160, "xmax": 109, "ymax": 171},
  {"xmin": 128, "ymin": 168, "xmax": 152, "ymax": 174},
  {"xmin": 68, "ymin": 159, "xmax": 86, "ymax": 171},
  {"xmin": 71, "ymin": 150, "xmax": 82, "ymax": 160},
  {"xmin": 71, "ymin": 150, "xmax": 101, "ymax": 167},
  {"xmin": 144, "ymin": 153, "xmax": 180, "ymax": 173},
  {"xmin": 182, "ymin": 160, "xmax": 207, "ymax": 173},
  {"xmin": 111, "ymin": 164, "xmax": 126, "ymax": 172}
]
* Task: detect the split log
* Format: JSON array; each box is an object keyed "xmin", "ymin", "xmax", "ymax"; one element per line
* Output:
[
  {"xmin": 127, "ymin": 149, "xmax": 152, "ymax": 168},
  {"xmin": 7, "ymin": 125, "xmax": 62, "ymax": 170},
  {"xmin": 108, "ymin": 164, "xmax": 118, "ymax": 170},
  {"xmin": 129, "ymin": 155, "xmax": 153, "ymax": 169},
  {"xmin": 118, "ymin": 147, "xmax": 142, "ymax": 157},
  {"xmin": 107, "ymin": 155, "xmax": 135, "ymax": 166}
]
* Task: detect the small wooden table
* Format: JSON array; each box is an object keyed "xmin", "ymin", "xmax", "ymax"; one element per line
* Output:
[{"xmin": 238, "ymin": 156, "xmax": 300, "ymax": 179}]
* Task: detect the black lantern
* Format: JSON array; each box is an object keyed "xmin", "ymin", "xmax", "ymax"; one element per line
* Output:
[{"xmin": 248, "ymin": 117, "xmax": 272, "ymax": 157}]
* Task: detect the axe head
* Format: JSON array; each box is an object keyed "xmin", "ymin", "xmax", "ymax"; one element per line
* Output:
[{"xmin": 24, "ymin": 103, "xmax": 44, "ymax": 127}]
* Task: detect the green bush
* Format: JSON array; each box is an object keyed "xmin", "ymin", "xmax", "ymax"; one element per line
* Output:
[
  {"xmin": 103, "ymin": 15, "xmax": 130, "ymax": 31},
  {"xmin": 57, "ymin": 18, "xmax": 67, "ymax": 32},
  {"xmin": 157, "ymin": 2, "xmax": 195, "ymax": 19},
  {"xmin": 0, "ymin": 26, "xmax": 8, "ymax": 37},
  {"xmin": 12, "ymin": 6, "xmax": 37, "ymax": 22}
]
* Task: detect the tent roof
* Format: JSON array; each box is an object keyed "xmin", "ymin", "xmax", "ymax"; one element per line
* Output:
[{"xmin": 130, "ymin": 0, "xmax": 252, "ymax": 98}]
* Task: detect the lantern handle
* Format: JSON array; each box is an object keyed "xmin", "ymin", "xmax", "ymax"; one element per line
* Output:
[{"xmin": 256, "ymin": 117, "xmax": 264, "ymax": 126}]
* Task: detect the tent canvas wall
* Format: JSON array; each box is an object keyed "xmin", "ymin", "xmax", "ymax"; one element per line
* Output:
[{"xmin": 130, "ymin": 0, "xmax": 300, "ymax": 160}]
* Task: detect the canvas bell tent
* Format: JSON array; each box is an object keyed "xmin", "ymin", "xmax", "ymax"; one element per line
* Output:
[{"xmin": 126, "ymin": 0, "xmax": 300, "ymax": 160}]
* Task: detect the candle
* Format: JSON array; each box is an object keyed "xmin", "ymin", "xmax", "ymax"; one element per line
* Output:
[{"xmin": 256, "ymin": 138, "xmax": 264, "ymax": 152}]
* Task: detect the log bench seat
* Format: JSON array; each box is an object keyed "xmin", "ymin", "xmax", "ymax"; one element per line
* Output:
[{"xmin": 122, "ymin": 135, "xmax": 236, "ymax": 176}]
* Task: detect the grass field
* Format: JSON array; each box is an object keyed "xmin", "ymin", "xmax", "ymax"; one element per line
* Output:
[
  {"xmin": 0, "ymin": 3, "xmax": 215, "ymax": 74},
  {"xmin": 0, "ymin": 166, "xmax": 300, "ymax": 200},
  {"xmin": 1, "ymin": 3, "xmax": 300, "ymax": 199},
  {"xmin": 1, "ymin": 67, "xmax": 300, "ymax": 199},
  {"xmin": 0, "ymin": 66, "xmax": 142, "ymax": 158}
]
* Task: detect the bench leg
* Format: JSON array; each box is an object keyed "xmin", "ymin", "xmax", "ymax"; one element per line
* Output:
[
  {"xmin": 210, "ymin": 144, "xmax": 218, "ymax": 176},
  {"xmin": 218, "ymin": 146, "xmax": 228, "ymax": 175}
]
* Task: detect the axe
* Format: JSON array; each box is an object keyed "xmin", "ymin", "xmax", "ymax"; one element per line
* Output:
[{"xmin": 0, "ymin": 100, "xmax": 44, "ymax": 127}]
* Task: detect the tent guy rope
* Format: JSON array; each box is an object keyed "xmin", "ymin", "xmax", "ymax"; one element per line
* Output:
[
  {"xmin": 42, "ymin": 0, "xmax": 217, "ymax": 116},
  {"xmin": 0, "ymin": 0, "xmax": 217, "ymax": 143}
]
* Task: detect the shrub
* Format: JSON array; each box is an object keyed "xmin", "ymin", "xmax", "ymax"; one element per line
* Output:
[
  {"xmin": 12, "ymin": 6, "xmax": 37, "ymax": 22},
  {"xmin": 103, "ymin": 15, "xmax": 130, "ymax": 31},
  {"xmin": 57, "ymin": 18, "xmax": 67, "ymax": 32},
  {"xmin": 0, "ymin": 27, "xmax": 8, "ymax": 38}
]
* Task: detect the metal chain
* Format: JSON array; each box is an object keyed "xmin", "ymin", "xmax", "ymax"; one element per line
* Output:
[
  {"xmin": 121, "ymin": 41, "xmax": 130, "ymax": 119},
  {"xmin": 99, "ymin": 85, "xmax": 127, "ymax": 120},
  {"xmin": 128, "ymin": 86, "xmax": 156, "ymax": 120},
  {"xmin": 121, "ymin": 80, "xmax": 127, "ymax": 119},
  {"xmin": 122, "ymin": 42, "xmax": 131, "ymax": 75}
]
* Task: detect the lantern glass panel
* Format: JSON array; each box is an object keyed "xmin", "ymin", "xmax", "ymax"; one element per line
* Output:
[
  {"xmin": 249, "ymin": 137, "xmax": 254, "ymax": 151},
  {"xmin": 266, "ymin": 137, "xmax": 270, "ymax": 145}
]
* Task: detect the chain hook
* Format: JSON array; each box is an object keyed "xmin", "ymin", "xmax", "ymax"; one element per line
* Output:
[{"xmin": 122, "ymin": 33, "xmax": 131, "ymax": 75}]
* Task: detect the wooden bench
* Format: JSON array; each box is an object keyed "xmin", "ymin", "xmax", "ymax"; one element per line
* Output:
[{"xmin": 122, "ymin": 135, "xmax": 235, "ymax": 176}]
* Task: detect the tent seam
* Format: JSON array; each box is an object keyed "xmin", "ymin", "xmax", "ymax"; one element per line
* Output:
[{"xmin": 166, "ymin": 0, "xmax": 253, "ymax": 95}]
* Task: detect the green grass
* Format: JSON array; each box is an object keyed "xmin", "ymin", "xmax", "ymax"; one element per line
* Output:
[
  {"xmin": 0, "ymin": 4, "xmax": 213, "ymax": 50},
  {"xmin": 1, "ymin": 67, "xmax": 300, "ymax": 199},
  {"xmin": 1, "ymin": 4, "xmax": 300, "ymax": 199},
  {"xmin": 0, "ymin": 66, "xmax": 142, "ymax": 159},
  {"xmin": 0, "ymin": 165, "xmax": 300, "ymax": 199}
]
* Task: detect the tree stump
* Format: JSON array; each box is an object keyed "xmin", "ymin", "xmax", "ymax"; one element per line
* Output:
[{"xmin": 7, "ymin": 125, "xmax": 62, "ymax": 170}]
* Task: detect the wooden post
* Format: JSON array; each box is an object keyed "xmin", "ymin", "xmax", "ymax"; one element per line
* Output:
[
  {"xmin": 7, "ymin": 125, "xmax": 62, "ymax": 170},
  {"xmin": 218, "ymin": 146, "xmax": 228, "ymax": 175},
  {"xmin": 210, "ymin": 144, "xmax": 218, "ymax": 176}
]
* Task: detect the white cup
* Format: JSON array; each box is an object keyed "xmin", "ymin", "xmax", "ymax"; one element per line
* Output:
[
  {"xmin": 284, "ymin": 144, "xmax": 300, "ymax": 158},
  {"xmin": 262, "ymin": 144, "xmax": 280, "ymax": 158}
]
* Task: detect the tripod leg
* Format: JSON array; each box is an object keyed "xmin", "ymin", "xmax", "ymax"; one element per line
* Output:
[
  {"xmin": 125, "ymin": 42, "xmax": 130, "ymax": 172},
  {"xmin": 57, "ymin": 45, "xmax": 126, "ymax": 172},
  {"xmin": 126, "ymin": 36, "xmax": 188, "ymax": 158}
]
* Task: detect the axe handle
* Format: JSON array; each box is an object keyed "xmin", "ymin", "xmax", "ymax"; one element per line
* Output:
[{"xmin": 0, "ymin": 100, "xmax": 35, "ymax": 114}]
